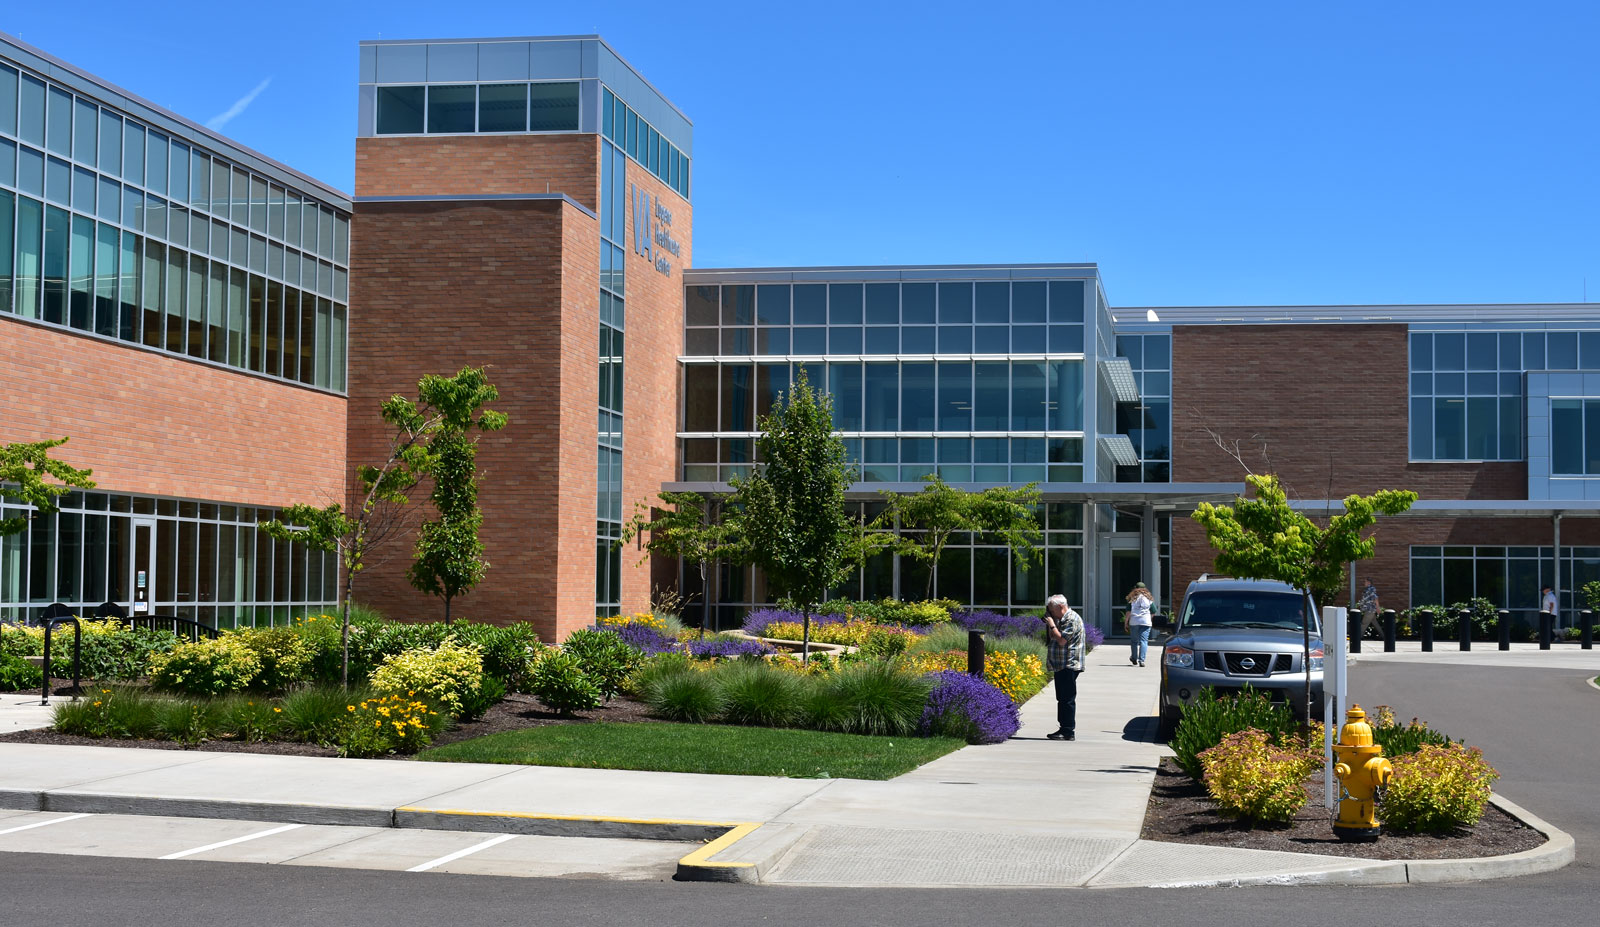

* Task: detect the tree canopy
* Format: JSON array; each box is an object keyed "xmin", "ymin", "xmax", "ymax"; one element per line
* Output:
[
  {"xmin": 880, "ymin": 476, "xmax": 1042, "ymax": 598},
  {"xmin": 0, "ymin": 438, "xmax": 96, "ymax": 537}
]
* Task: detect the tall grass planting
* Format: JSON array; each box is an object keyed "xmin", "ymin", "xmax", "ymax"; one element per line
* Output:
[{"xmin": 713, "ymin": 660, "xmax": 803, "ymax": 727}]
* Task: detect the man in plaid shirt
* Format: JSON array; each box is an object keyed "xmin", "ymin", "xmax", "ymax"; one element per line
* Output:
[{"xmin": 1042, "ymin": 593, "xmax": 1085, "ymax": 741}]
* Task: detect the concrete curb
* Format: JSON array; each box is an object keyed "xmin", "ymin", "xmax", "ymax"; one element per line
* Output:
[
  {"xmin": 1144, "ymin": 860, "xmax": 1411, "ymax": 889},
  {"xmin": 1401, "ymin": 793, "xmax": 1575, "ymax": 884}
]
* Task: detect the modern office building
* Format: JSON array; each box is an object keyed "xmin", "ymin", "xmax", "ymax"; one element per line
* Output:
[
  {"xmin": 0, "ymin": 33, "xmax": 348, "ymax": 625},
  {"xmin": 3, "ymin": 31, "xmax": 1597, "ymax": 641}
]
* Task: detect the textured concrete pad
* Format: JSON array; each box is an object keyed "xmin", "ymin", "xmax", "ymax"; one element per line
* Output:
[
  {"xmin": 763, "ymin": 825, "xmax": 1131, "ymax": 887},
  {"xmin": 1089, "ymin": 839, "xmax": 1407, "ymax": 888}
]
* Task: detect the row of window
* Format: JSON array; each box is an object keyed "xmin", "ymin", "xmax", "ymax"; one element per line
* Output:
[
  {"xmin": 595, "ymin": 135, "xmax": 629, "ymax": 614},
  {"xmin": 601, "ymin": 88, "xmax": 689, "ymax": 199},
  {"xmin": 1410, "ymin": 330, "xmax": 1600, "ymax": 373},
  {"xmin": 681, "ymin": 435, "xmax": 1088, "ymax": 484},
  {"xmin": 0, "ymin": 493, "xmax": 338, "ymax": 625},
  {"xmin": 685, "ymin": 323, "xmax": 1087, "ymax": 358},
  {"xmin": 1114, "ymin": 333, "xmax": 1174, "ymax": 484},
  {"xmin": 1410, "ymin": 545, "xmax": 1600, "ymax": 616},
  {"xmin": 0, "ymin": 192, "xmax": 347, "ymax": 390},
  {"xmin": 1409, "ymin": 397, "xmax": 1521, "ymax": 462},
  {"xmin": 681, "ymin": 361, "xmax": 1086, "ymax": 434},
  {"xmin": 375, "ymin": 82, "xmax": 580, "ymax": 136},
  {"xmin": 687, "ymin": 281, "xmax": 1088, "ymax": 328},
  {"xmin": 0, "ymin": 64, "xmax": 349, "ymax": 267}
]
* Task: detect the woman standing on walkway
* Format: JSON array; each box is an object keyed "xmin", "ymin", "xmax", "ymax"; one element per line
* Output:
[{"xmin": 1126, "ymin": 582, "xmax": 1153, "ymax": 667}]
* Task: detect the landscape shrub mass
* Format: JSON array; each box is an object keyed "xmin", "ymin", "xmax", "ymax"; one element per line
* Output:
[
  {"xmin": 918, "ymin": 670, "xmax": 1021, "ymax": 744},
  {"xmin": 1380, "ymin": 743, "xmax": 1499, "ymax": 833},
  {"xmin": 1199, "ymin": 728, "xmax": 1320, "ymax": 824},
  {"xmin": 148, "ymin": 637, "xmax": 262, "ymax": 696},
  {"xmin": 369, "ymin": 639, "xmax": 485, "ymax": 719},
  {"xmin": 1171, "ymin": 686, "xmax": 1298, "ymax": 780}
]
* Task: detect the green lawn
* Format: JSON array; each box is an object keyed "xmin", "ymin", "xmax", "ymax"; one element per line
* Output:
[{"xmin": 418, "ymin": 722, "xmax": 964, "ymax": 780}]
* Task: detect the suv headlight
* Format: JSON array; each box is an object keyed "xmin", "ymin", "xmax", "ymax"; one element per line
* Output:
[
  {"xmin": 1309, "ymin": 644, "xmax": 1325, "ymax": 671},
  {"xmin": 1164, "ymin": 644, "xmax": 1193, "ymax": 668}
]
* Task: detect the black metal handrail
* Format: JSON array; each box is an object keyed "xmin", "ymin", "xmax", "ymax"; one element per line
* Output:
[
  {"xmin": 39, "ymin": 614, "xmax": 84, "ymax": 706},
  {"xmin": 122, "ymin": 614, "xmax": 220, "ymax": 641}
]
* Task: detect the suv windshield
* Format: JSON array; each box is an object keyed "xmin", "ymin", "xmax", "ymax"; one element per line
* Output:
[{"xmin": 1181, "ymin": 591, "xmax": 1315, "ymax": 632}]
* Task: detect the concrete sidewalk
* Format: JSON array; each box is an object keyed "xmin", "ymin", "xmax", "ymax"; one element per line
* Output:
[{"xmin": 0, "ymin": 645, "xmax": 1573, "ymax": 887}]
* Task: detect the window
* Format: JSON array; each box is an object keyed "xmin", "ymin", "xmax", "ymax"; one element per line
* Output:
[
  {"xmin": 1409, "ymin": 331, "xmax": 1530, "ymax": 461},
  {"xmin": 529, "ymin": 82, "xmax": 579, "ymax": 131},
  {"xmin": 375, "ymin": 86, "xmax": 425, "ymax": 134},
  {"xmin": 427, "ymin": 85, "xmax": 476, "ymax": 133},
  {"xmin": 478, "ymin": 83, "xmax": 527, "ymax": 132}
]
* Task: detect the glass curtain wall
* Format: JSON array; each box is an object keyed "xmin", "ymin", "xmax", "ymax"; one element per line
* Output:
[
  {"xmin": 1410, "ymin": 544, "xmax": 1600, "ymax": 617},
  {"xmin": 1114, "ymin": 333, "xmax": 1172, "ymax": 482},
  {"xmin": 0, "ymin": 61, "xmax": 349, "ymax": 392},
  {"xmin": 0, "ymin": 489, "xmax": 337, "ymax": 626},
  {"xmin": 594, "ymin": 117, "xmax": 627, "ymax": 616}
]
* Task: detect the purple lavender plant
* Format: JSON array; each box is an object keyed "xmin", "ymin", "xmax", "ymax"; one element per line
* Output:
[
  {"xmin": 951, "ymin": 610, "xmax": 1043, "ymax": 640},
  {"xmin": 686, "ymin": 638, "xmax": 778, "ymax": 660},
  {"xmin": 740, "ymin": 608, "xmax": 850, "ymax": 636},
  {"xmin": 607, "ymin": 623, "xmax": 681, "ymax": 656},
  {"xmin": 918, "ymin": 670, "xmax": 1021, "ymax": 744},
  {"xmin": 1084, "ymin": 624, "xmax": 1105, "ymax": 652}
]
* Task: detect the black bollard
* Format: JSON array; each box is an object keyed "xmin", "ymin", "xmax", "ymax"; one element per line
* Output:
[
  {"xmin": 1539, "ymin": 611, "xmax": 1553, "ymax": 650},
  {"xmin": 1458, "ymin": 608, "xmax": 1472, "ymax": 651},
  {"xmin": 1382, "ymin": 609, "xmax": 1397, "ymax": 652},
  {"xmin": 967, "ymin": 629, "xmax": 986, "ymax": 677},
  {"xmin": 1349, "ymin": 611, "xmax": 1362, "ymax": 654},
  {"xmin": 1497, "ymin": 610, "xmax": 1512, "ymax": 651},
  {"xmin": 1583, "ymin": 610, "xmax": 1594, "ymax": 651},
  {"xmin": 1419, "ymin": 609, "xmax": 1434, "ymax": 652}
]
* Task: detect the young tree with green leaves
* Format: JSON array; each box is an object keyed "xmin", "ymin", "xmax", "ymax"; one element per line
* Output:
[
  {"xmin": 407, "ymin": 370, "xmax": 507, "ymax": 621},
  {"xmin": 0, "ymin": 438, "xmax": 96, "ymax": 538},
  {"xmin": 1190, "ymin": 473, "xmax": 1417, "ymax": 724},
  {"xmin": 617, "ymin": 490, "xmax": 738, "ymax": 638},
  {"xmin": 879, "ymin": 476, "xmax": 1043, "ymax": 599},
  {"xmin": 260, "ymin": 367, "xmax": 506, "ymax": 687},
  {"xmin": 729, "ymin": 369, "xmax": 854, "ymax": 661}
]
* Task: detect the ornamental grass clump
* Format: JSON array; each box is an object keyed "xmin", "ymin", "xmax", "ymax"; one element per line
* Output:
[
  {"xmin": 280, "ymin": 685, "xmax": 359, "ymax": 745},
  {"xmin": 1366, "ymin": 705, "xmax": 1455, "ymax": 757},
  {"xmin": 1171, "ymin": 685, "xmax": 1298, "ymax": 780},
  {"xmin": 148, "ymin": 636, "xmax": 262, "ymax": 696},
  {"xmin": 369, "ymin": 639, "xmax": 485, "ymax": 719},
  {"xmin": 814, "ymin": 662, "xmax": 931, "ymax": 737},
  {"xmin": 645, "ymin": 666, "xmax": 725, "ymax": 723},
  {"xmin": 1198, "ymin": 728, "xmax": 1320, "ymax": 824},
  {"xmin": 1380, "ymin": 743, "xmax": 1499, "ymax": 833},
  {"xmin": 918, "ymin": 671, "xmax": 1020, "ymax": 744},
  {"xmin": 712, "ymin": 659, "xmax": 803, "ymax": 727}
]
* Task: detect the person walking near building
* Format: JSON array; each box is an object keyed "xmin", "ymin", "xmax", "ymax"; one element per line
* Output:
[
  {"xmin": 1359, "ymin": 579, "xmax": 1380, "ymax": 638},
  {"xmin": 1542, "ymin": 585, "xmax": 1559, "ymax": 632},
  {"xmin": 1042, "ymin": 593, "xmax": 1085, "ymax": 742},
  {"xmin": 1126, "ymin": 582, "xmax": 1153, "ymax": 667}
]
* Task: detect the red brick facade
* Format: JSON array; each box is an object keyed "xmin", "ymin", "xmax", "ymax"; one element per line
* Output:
[
  {"xmin": 0, "ymin": 318, "xmax": 346, "ymax": 508},
  {"xmin": 1170, "ymin": 323, "xmax": 1596, "ymax": 611},
  {"xmin": 349, "ymin": 133, "xmax": 690, "ymax": 639}
]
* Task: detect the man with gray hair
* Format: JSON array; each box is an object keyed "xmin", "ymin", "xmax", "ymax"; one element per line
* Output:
[{"xmin": 1041, "ymin": 593, "xmax": 1085, "ymax": 742}]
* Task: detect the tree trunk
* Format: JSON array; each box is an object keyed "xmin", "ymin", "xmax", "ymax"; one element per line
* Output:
[
  {"xmin": 445, "ymin": 596, "xmax": 453, "ymax": 623},
  {"xmin": 341, "ymin": 570, "xmax": 353, "ymax": 692},
  {"xmin": 1302, "ymin": 591, "xmax": 1315, "ymax": 728},
  {"xmin": 802, "ymin": 605, "xmax": 812, "ymax": 665},
  {"xmin": 701, "ymin": 558, "xmax": 718, "ymax": 640}
]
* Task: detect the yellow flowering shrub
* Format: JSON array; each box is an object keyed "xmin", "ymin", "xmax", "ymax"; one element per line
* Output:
[
  {"xmin": 337, "ymin": 694, "xmax": 439, "ymax": 757},
  {"xmin": 1381, "ymin": 743, "xmax": 1498, "ymax": 833},
  {"xmin": 148, "ymin": 637, "xmax": 261, "ymax": 695},
  {"xmin": 596, "ymin": 612, "xmax": 667, "ymax": 632},
  {"xmin": 1199, "ymin": 728, "xmax": 1320, "ymax": 824},
  {"xmin": 763, "ymin": 620, "xmax": 878, "ymax": 648},
  {"xmin": 369, "ymin": 640, "xmax": 484, "ymax": 718},
  {"xmin": 902, "ymin": 650, "xmax": 1046, "ymax": 704}
]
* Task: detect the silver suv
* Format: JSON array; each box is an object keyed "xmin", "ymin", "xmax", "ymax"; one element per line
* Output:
[{"xmin": 1157, "ymin": 576, "xmax": 1324, "ymax": 738}]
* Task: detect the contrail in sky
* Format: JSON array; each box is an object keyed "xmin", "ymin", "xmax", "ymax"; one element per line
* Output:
[{"xmin": 206, "ymin": 78, "xmax": 272, "ymax": 130}]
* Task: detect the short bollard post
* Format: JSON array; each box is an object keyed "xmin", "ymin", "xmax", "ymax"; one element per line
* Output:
[
  {"xmin": 1419, "ymin": 609, "xmax": 1434, "ymax": 652},
  {"xmin": 1458, "ymin": 608, "xmax": 1472, "ymax": 651},
  {"xmin": 1382, "ymin": 609, "xmax": 1397, "ymax": 652},
  {"xmin": 967, "ymin": 629, "xmax": 986, "ymax": 677},
  {"xmin": 1497, "ymin": 610, "xmax": 1512, "ymax": 651},
  {"xmin": 1581, "ymin": 610, "xmax": 1594, "ymax": 650},
  {"xmin": 1349, "ymin": 607, "xmax": 1362, "ymax": 654},
  {"xmin": 1539, "ymin": 611, "xmax": 1553, "ymax": 650}
]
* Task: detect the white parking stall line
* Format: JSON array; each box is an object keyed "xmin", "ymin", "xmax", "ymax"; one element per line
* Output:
[
  {"xmin": 0, "ymin": 813, "xmax": 91, "ymax": 836},
  {"xmin": 159, "ymin": 823, "xmax": 307, "ymax": 860},
  {"xmin": 405, "ymin": 833, "xmax": 517, "ymax": 873}
]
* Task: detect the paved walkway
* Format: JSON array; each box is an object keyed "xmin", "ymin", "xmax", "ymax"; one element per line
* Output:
[{"xmin": 0, "ymin": 645, "xmax": 1572, "ymax": 886}]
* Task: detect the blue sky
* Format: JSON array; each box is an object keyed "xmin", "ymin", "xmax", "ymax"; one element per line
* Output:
[{"xmin": 8, "ymin": 1, "xmax": 1596, "ymax": 307}]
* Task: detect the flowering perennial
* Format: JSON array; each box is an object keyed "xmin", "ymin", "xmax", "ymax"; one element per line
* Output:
[
  {"xmin": 918, "ymin": 671, "xmax": 1020, "ymax": 744},
  {"xmin": 685, "ymin": 638, "xmax": 778, "ymax": 660},
  {"xmin": 1198, "ymin": 728, "xmax": 1320, "ymax": 823}
]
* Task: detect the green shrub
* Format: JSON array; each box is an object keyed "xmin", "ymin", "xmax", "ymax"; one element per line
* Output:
[
  {"xmin": 69, "ymin": 627, "xmax": 180, "ymax": 681},
  {"xmin": 713, "ymin": 660, "xmax": 804, "ymax": 727},
  {"xmin": 815, "ymin": 662, "xmax": 931, "ymax": 737},
  {"xmin": 291, "ymin": 614, "xmax": 346, "ymax": 685},
  {"xmin": 1171, "ymin": 686, "xmax": 1297, "ymax": 780},
  {"xmin": 456, "ymin": 675, "xmax": 506, "ymax": 723},
  {"xmin": 148, "ymin": 637, "xmax": 262, "ymax": 696},
  {"xmin": 1199, "ymin": 728, "xmax": 1319, "ymax": 824},
  {"xmin": 561, "ymin": 629, "xmax": 641, "ymax": 701},
  {"xmin": 448, "ymin": 622, "xmax": 543, "ymax": 692},
  {"xmin": 1366, "ymin": 706, "xmax": 1455, "ymax": 756},
  {"xmin": 645, "ymin": 669, "xmax": 725, "ymax": 723},
  {"xmin": 1381, "ymin": 743, "xmax": 1499, "ymax": 833},
  {"xmin": 0, "ymin": 652, "xmax": 42, "ymax": 691},
  {"xmin": 1419, "ymin": 598, "xmax": 1501, "ymax": 641},
  {"xmin": 528, "ymin": 650, "xmax": 602, "ymax": 715},
  {"xmin": 232, "ymin": 626, "xmax": 314, "ymax": 691},
  {"xmin": 280, "ymin": 685, "xmax": 361, "ymax": 745},
  {"xmin": 369, "ymin": 640, "xmax": 485, "ymax": 719},
  {"xmin": 216, "ymin": 695, "xmax": 288, "ymax": 742}
]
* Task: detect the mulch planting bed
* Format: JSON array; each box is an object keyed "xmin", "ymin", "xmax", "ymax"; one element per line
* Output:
[
  {"xmin": 1140, "ymin": 756, "xmax": 1545, "ymax": 860},
  {"xmin": 0, "ymin": 690, "xmax": 665, "ymax": 760}
]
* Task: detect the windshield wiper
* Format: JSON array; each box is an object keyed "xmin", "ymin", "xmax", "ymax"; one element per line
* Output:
[{"xmin": 1201, "ymin": 621, "xmax": 1298, "ymax": 630}]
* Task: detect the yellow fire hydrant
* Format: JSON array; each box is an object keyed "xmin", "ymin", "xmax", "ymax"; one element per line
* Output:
[{"xmin": 1332, "ymin": 704, "xmax": 1393, "ymax": 841}]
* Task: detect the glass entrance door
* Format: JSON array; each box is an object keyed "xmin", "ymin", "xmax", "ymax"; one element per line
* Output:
[
  {"xmin": 130, "ymin": 517, "xmax": 156, "ymax": 615},
  {"xmin": 1098, "ymin": 535, "xmax": 1143, "ymax": 637}
]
